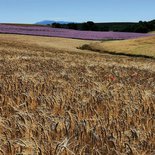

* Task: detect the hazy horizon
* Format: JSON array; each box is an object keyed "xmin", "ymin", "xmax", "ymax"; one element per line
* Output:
[{"xmin": 0, "ymin": 0, "xmax": 155, "ymax": 24}]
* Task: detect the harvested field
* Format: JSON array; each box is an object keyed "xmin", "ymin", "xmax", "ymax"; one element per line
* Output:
[{"xmin": 0, "ymin": 34, "xmax": 155, "ymax": 155}]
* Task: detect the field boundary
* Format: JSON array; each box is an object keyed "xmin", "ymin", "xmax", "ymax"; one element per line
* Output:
[{"xmin": 78, "ymin": 44, "xmax": 155, "ymax": 59}]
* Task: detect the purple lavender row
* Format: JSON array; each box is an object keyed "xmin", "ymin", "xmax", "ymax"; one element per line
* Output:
[{"xmin": 0, "ymin": 24, "xmax": 153, "ymax": 40}]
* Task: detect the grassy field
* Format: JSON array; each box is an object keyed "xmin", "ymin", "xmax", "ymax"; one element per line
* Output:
[
  {"xmin": 0, "ymin": 34, "xmax": 155, "ymax": 155},
  {"xmin": 149, "ymin": 31, "xmax": 155, "ymax": 34},
  {"xmin": 80, "ymin": 36, "xmax": 155, "ymax": 58},
  {"xmin": 0, "ymin": 34, "xmax": 97, "ymax": 52}
]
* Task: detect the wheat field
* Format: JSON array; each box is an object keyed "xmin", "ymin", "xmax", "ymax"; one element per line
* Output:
[
  {"xmin": 79, "ymin": 36, "xmax": 155, "ymax": 58},
  {"xmin": 0, "ymin": 34, "xmax": 155, "ymax": 155}
]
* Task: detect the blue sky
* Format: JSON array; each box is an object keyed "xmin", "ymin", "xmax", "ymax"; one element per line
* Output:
[{"xmin": 0, "ymin": 0, "xmax": 155, "ymax": 23}]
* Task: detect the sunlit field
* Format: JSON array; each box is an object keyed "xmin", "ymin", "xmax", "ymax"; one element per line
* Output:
[
  {"xmin": 149, "ymin": 31, "xmax": 155, "ymax": 34},
  {"xmin": 79, "ymin": 36, "xmax": 155, "ymax": 58},
  {"xmin": 0, "ymin": 34, "xmax": 155, "ymax": 155}
]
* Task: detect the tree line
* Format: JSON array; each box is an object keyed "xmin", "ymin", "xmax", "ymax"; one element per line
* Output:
[{"xmin": 49, "ymin": 20, "xmax": 155, "ymax": 33}]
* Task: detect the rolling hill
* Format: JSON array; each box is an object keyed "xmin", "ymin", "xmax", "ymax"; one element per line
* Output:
[{"xmin": 79, "ymin": 36, "xmax": 155, "ymax": 58}]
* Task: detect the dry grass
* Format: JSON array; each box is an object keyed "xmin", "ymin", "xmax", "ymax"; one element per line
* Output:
[
  {"xmin": 0, "ymin": 34, "xmax": 155, "ymax": 155},
  {"xmin": 149, "ymin": 31, "xmax": 155, "ymax": 34},
  {"xmin": 0, "ymin": 34, "xmax": 97, "ymax": 52},
  {"xmin": 79, "ymin": 36, "xmax": 155, "ymax": 58}
]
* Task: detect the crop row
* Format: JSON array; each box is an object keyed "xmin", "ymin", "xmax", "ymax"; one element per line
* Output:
[{"xmin": 0, "ymin": 24, "xmax": 153, "ymax": 40}]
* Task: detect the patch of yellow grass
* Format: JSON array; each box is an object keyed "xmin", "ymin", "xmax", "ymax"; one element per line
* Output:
[
  {"xmin": 149, "ymin": 31, "xmax": 155, "ymax": 34},
  {"xmin": 83, "ymin": 36, "xmax": 155, "ymax": 58},
  {"xmin": 0, "ymin": 33, "xmax": 98, "ymax": 52}
]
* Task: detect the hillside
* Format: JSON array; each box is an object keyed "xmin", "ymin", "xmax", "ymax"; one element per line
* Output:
[
  {"xmin": 149, "ymin": 31, "xmax": 155, "ymax": 34},
  {"xmin": 80, "ymin": 36, "xmax": 155, "ymax": 58}
]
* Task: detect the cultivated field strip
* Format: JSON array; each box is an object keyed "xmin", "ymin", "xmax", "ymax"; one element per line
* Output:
[
  {"xmin": 0, "ymin": 35, "xmax": 155, "ymax": 155},
  {"xmin": 0, "ymin": 24, "xmax": 153, "ymax": 40},
  {"xmin": 79, "ymin": 36, "xmax": 155, "ymax": 58}
]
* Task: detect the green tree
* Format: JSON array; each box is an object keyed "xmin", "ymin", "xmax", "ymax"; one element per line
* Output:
[
  {"xmin": 67, "ymin": 23, "xmax": 78, "ymax": 30},
  {"xmin": 52, "ymin": 23, "xmax": 62, "ymax": 28},
  {"xmin": 81, "ymin": 21, "xmax": 98, "ymax": 31}
]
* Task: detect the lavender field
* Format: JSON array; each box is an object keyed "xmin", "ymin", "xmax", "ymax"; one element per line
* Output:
[{"xmin": 0, "ymin": 24, "xmax": 153, "ymax": 40}]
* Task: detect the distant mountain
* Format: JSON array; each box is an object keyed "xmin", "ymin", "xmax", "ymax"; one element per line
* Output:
[{"xmin": 35, "ymin": 20, "xmax": 72, "ymax": 25}]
